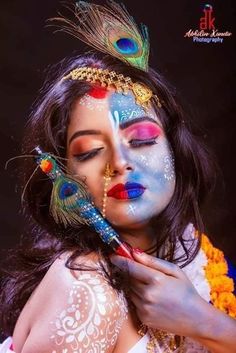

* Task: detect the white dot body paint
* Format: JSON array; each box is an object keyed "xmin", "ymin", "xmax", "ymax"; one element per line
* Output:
[{"xmin": 50, "ymin": 272, "xmax": 128, "ymax": 352}]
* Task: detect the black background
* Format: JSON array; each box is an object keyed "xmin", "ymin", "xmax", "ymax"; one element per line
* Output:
[{"xmin": 1, "ymin": 1, "xmax": 236, "ymax": 261}]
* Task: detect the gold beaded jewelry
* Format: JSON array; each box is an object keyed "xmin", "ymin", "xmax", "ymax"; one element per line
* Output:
[
  {"xmin": 102, "ymin": 163, "xmax": 115, "ymax": 218},
  {"xmin": 138, "ymin": 324, "xmax": 185, "ymax": 353},
  {"xmin": 62, "ymin": 66, "xmax": 162, "ymax": 109}
]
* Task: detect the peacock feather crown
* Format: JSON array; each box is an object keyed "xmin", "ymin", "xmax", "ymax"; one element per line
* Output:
[{"xmin": 52, "ymin": 0, "xmax": 150, "ymax": 71}]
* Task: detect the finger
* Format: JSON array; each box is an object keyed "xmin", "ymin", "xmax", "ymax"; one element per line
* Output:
[
  {"xmin": 129, "ymin": 289, "xmax": 142, "ymax": 308},
  {"xmin": 130, "ymin": 279, "xmax": 147, "ymax": 296},
  {"xmin": 129, "ymin": 290, "xmax": 149, "ymax": 320},
  {"xmin": 110, "ymin": 254, "xmax": 162, "ymax": 283},
  {"xmin": 131, "ymin": 250, "xmax": 184, "ymax": 278}
]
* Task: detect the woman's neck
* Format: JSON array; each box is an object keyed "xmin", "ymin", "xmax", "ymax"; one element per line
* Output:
[{"xmin": 116, "ymin": 225, "xmax": 157, "ymax": 253}]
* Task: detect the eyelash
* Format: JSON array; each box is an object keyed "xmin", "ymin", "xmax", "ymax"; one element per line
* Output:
[
  {"xmin": 73, "ymin": 137, "xmax": 158, "ymax": 162},
  {"xmin": 73, "ymin": 147, "xmax": 104, "ymax": 161},
  {"xmin": 129, "ymin": 137, "xmax": 158, "ymax": 148}
]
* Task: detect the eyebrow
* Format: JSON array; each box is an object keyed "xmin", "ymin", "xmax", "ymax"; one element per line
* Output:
[
  {"xmin": 119, "ymin": 116, "xmax": 160, "ymax": 130},
  {"xmin": 68, "ymin": 129, "xmax": 101, "ymax": 145},
  {"xmin": 68, "ymin": 116, "xmax": 160, "ymax": 145}
]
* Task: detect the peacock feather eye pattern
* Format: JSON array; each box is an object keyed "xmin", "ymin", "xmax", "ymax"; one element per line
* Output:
[
  {"xmin": 51, "ymin": 0, "xmax": 150, "ymax": 71},
  {"xmin": 114, "ymin": 38, "xmax": 139, "ymax": 56}
]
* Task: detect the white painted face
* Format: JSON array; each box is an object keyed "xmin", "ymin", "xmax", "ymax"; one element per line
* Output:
[{"xmin": 67, "ymin": 88, "xmax": 175, "ymax": 230}]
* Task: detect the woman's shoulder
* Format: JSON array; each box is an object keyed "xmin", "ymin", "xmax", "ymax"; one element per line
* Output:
[{"xmin": 13, "ymin": 252, "xmax": 128, "ymax": 353}]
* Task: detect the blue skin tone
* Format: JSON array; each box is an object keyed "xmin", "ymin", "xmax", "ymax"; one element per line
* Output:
[
  {"xmin": 107, "ymin": 91, "xmax": 176, "ymax": 225},
  {"xmin": 67, "ymin": 90, "xmax": 175, "ymax": 230}
]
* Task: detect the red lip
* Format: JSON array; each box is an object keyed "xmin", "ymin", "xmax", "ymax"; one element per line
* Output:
[
  {"xmin": 107, "ymin": 184, "xmax": 126, "ymax": 195},
  {"xmin": 107, "ymin": 182, "xmax": 146, "ymax": 200}
]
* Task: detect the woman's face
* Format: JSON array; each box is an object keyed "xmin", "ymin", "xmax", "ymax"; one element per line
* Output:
[{"xmin": 67, "ymin": 88, "xmax": 175, "ymax": 230}]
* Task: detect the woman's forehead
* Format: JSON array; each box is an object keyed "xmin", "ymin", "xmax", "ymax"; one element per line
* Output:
[{"xmin": 69, "ymin": 89, "xmax": 162, "ymax": 129}]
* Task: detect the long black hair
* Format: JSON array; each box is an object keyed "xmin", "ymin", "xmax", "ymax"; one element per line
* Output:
[{"xmin": 0, "ymin": 52, "xmax": 216, "ymax": 337}]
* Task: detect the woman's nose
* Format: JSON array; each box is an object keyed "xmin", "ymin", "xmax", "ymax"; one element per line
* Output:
[{"xmin": 110, "ymin": 147, "xmax": 133, "ymax": 176}]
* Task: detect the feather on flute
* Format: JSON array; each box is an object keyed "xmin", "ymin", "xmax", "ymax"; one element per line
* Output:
[{"xmin": 35, "ymin": 147, "xmax": 133, "ymax": 259}]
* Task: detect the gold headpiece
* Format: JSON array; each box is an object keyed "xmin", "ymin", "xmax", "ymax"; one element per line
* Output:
[{"xmin": 62, "ymin": 66, "xmax": 161, "ymax": 109}]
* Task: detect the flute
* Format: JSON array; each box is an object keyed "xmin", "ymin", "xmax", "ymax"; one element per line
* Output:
[{"xmin": 35, "ymin": 146, "xmax": 133, "ymax": 260}]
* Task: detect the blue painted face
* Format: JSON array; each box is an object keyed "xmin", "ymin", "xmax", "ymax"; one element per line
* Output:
[
  {"xmin": 106, "ymin": 91, "xmax": 175, "ymax": 226},
  {"xmin": 109, "ymin": 91, "xmax": 147, "ymax": 124},
  {"xmin": 67, "ymin": 90, "xmax": 176, "ymax": 229}
]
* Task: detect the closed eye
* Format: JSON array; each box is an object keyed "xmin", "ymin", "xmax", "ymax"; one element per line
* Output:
[
  {"xmin": 129, "ymin": 137, "xmax": 158, "ymax": 148},
  {"xmin": 73, "ymin": 147, "xmax": 104, "ymax": 161}
]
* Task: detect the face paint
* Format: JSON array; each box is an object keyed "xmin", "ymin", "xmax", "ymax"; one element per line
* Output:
[
  {"xmin": 127, "ymin": 204, "xmax": 137, "ymax": 216},
  {"xmin": 125, "ymin": 122, "xmax": 162, "ymax": 140},
  {"xmin": 88, "ymin": 86, "xmax": 108, "ymax": 99},
  {"xmin": 109, "ymin": 91, "xmax": 157, "ymax": 124},
  {"xmin": 105, "ymin": 91, "xmax": 176, "ymax": 224},
  {"xmin": 67, "ymin": 89, "xmax": 175, "ymax": 228},
  {"xmin": 78, "ymin": 93, "xmax": 107, "ymax": 111},
  {"xmin": 163, "ymin": 153, "xmax": 175, "ymax": 181}
]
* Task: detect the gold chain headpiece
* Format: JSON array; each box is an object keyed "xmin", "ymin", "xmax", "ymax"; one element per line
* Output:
[{"xmin": 62, "ymin": 66, "xmax": 162, "ymax": 109}]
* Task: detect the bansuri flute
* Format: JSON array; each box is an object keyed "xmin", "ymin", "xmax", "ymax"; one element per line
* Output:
[{"xmin": 35, "ymin": 146, "xmax": 133, "ymax": 259}]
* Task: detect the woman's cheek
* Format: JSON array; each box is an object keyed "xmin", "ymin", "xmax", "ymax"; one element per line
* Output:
[
  {"xmin": 79, "ymin": 165, "xmax": 105, "ymax": 207},
  {"xmin": 129, "ymin": 138, "xmax": 175, "ymax": 183}
]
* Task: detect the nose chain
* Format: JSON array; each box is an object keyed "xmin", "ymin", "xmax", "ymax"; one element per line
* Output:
[
  {"xmin": 102, "ymin": 165, "xmax": 185, "ymax": 352},
  {"xmin": 102, "ymin": 163, "xmax": 115, "ymax": 218}
]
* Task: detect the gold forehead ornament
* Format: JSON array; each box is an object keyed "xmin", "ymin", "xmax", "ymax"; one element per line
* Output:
[{"xmin": 62, "ymin": 67, "xmax": 162, "ymax": 109}]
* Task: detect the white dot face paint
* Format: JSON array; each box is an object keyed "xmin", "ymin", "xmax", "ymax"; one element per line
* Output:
[
  {"xmin": 50, "ymin": 272, "xmax": 128, "ymax": 352},
  {"xmin": 163, "ymin": 153, "xmax": 175, "ymax": 181},
  {"xmin": 108, "ymin": 91, "xmax": 157, "ymax": 124},
  {"xmin": 106, "ymin": 91, "xmax": 176, "ymax": 225},
  {"xmin": 78, "ymin": 93, "xmax": 107, "ymax": 111},
  {"xmin": 67, "ymin": 89, "xmax": 176, "ymax": 229}
]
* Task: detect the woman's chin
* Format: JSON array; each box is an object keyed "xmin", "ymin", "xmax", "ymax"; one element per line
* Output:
[{"xmin": 105, "ymin": 213, "xmax": 151, "ymax": 230}]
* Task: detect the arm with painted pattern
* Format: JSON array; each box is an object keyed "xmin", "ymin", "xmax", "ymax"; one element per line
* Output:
[{"xmin": 20, "ymin": 269, "xmax": 128, "ymax": 353}]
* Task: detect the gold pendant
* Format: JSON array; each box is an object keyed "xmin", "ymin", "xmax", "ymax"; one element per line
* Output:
[{"xmin": 132, "ymin": 82, "xmax": 153, "ymax": 107}]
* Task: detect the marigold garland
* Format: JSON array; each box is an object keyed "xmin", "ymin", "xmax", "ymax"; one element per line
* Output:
[{"xmin": 201, "ymin": 234, "xmax": 236, "ymax": 318}]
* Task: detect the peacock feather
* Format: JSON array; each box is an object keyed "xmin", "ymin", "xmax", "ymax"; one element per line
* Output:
[
  {"xmin": 35, "ymin": 148, "xmax": 134, "ymax": 258},
  {"xmin": 35, "ymin": 148, "xmax": 119, "ymax": 244},
  {"xmin": 51, "ymin": 0, "xmax": 150, "ymax": 71},
  {"xmin": 50, "ymin": 174, "xmax": 90, "ymax": 227},
  {"xmin": 36, "ymin": 149, "xmax": 90, "ymax": 227}
]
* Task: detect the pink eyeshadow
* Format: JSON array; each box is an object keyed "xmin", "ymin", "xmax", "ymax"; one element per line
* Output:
[{"xmin": 125, "ymin": 122, "xmax": 162, "ymax": 139}]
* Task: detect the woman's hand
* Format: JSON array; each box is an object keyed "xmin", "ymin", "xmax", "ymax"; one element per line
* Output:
[
  {"xmin": 110, "ymin": 250, "xmax": 236, "ymax": 353},
  {"xmin": 110, "ymin": 249, "xmax": 205, "ymax": 338}
]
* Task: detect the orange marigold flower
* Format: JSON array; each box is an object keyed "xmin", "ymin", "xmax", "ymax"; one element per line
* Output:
[
  {"xmin": 229, "ymin": 311, "xmax": 236, "ymax": 318},
  {"xmin": 209, "ymin": 276, "xmax": 234, "ymax": 293},
  {"xmin": 201, "ymin": 234, "xmax": 236, "ymax": 317},
  {"xmin": 205, "ymin": 261, "xmax": 228, "ymax": 278},
  {"xmin": 217, "ymin": 292, "xmax": 236, "ymax": 307}
]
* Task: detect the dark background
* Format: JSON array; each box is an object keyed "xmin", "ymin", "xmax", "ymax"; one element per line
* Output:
[{"xmin": 1, "ymin": 1, "xmax": 236, "ymax": 261}]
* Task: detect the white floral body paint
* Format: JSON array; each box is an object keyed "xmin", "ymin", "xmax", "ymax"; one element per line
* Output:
[{"xmin": 50, "ymin": 272, "xmax": 128, "ymax": 353}]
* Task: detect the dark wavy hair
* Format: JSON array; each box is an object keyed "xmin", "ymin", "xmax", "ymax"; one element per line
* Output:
[{"xmin": 0, "ymin": 52, "xmax": 216, "ymax": 337}]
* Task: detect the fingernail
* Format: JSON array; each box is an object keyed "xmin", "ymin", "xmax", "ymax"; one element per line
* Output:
[{"xmin": 132, "ymin": 247, "xmax": 144, "ymax": 255}]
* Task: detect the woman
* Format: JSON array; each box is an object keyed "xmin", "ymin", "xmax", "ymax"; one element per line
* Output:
[{"xmin": 0, "ymin": 2, "xmax": 235, "ymax": 352}]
